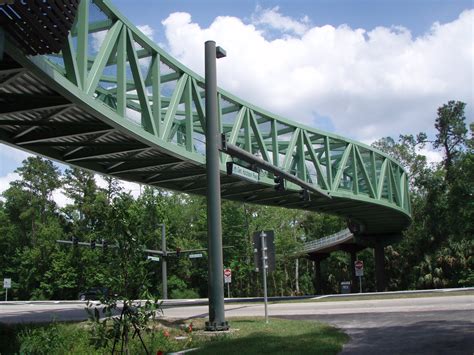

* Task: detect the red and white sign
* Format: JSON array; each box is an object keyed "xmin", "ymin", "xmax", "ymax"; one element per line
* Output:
[
  {"xmin": 354, "ymin": 260, "xmax": 364, "ymax": 277},
  {"xmin": 224, "ymin": 268, "xmax": 232, "ymax": 283}
]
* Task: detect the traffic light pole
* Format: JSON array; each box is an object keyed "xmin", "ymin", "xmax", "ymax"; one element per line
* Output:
[
  {"xmin": 160, "ymin": 223, "xmax": 168, "ymax": 300},
  {"xmin": 204, "ymin": 40, "xmax": 228, "ymax": 331}
]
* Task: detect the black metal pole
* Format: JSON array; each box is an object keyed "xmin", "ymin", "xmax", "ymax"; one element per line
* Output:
[
  {"xmin": 161, "ymin": 224, "xmax": 168, "ymax": 299},
  {"xmin": 204, "ymin": 40, "xmax": 228, "ymax": 331}
]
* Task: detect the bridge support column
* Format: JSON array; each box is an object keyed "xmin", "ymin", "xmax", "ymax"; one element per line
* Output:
[
  {"xmin": 309, "ymin": 253, "xmax": 328, "ymax": 295},
  {"xmin": 374, "ymin": 239, "xmax": 386, "ymax": 292}
]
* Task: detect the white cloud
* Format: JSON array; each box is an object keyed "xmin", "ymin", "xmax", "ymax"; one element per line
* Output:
[
  {"xmin": 252, "ymin": 6, "xmax": 309, "ymax": 36},
  {"xmin": 418, "ymin": 147, "xmax": 443, "ymax": 165},
  {"xmin": 161, "ymin": 8, "xmax": 473, "ymax": 141},
  {"xmin": 52, "ymin": 189, "xmax": 73, "ymax": 208},
  {"xmin": 0, "ymin": 172, "xmax": 19, "ymax": 198},
  {"xmin": 136, "ymin": 25, "xmax": 154, "ymax": 40},
  {"xmin": 95, "ymin": 174, "xmax": 142, "ymax": 199},
  {"xmin": 92, "ymin": 24, "xmax": 154, "ymax": 52}
]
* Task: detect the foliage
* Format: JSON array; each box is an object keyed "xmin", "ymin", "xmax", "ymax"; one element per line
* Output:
[
  {"xmin": 373, "ymin": 100, "xmax": 473, "ymax": 290},
  {"xmin": 18, "ymin": 322, "xmax": 90, "ymax": 355},
  {"xmin": 86, "ymin": 294, "xmax": 162, "ymax": 354}
]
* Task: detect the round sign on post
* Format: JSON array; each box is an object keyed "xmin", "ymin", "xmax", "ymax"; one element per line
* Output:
[
  {"xmin": 354, "ymin": 260, "xmax": 364, "ymax": 277},
  {"xmin": 224, "ymin": 268, "xmax": 232, "ymax": 283}
]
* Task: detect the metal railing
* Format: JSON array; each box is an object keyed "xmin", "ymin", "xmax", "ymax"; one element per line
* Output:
[{"xmin": 302, "ymin": 228, "xmax": 353, "ymax": 252}]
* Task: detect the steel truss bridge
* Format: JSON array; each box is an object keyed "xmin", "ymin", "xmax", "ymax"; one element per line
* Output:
[{"xmin": 0, "ymin": 0, "xmax": 411, "ymax": 237}]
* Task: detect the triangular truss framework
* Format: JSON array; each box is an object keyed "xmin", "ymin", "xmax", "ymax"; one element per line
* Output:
[{"xmin": 8, "ymin": 0, "xmax": 411, "ymax": 215}]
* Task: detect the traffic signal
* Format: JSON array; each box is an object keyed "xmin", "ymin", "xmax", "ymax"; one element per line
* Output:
[
  {"xmin": 72, "ymin": 236, "xmax": 78, "ymax": 247},
  {"xmin": 90, "ymin": 239, "xmax": 96, "ymax": 250},
  {"xmin": 274, "ymin": 175, "xmax": 285, "ymax": 191},
  {"xmin": 176, "ymin": 247, "xmax": 181, "ymax": 258},
  {"xmin": 102, "ymin": 239, "xmax": 108, "ymax": 253},
  {"xmin": 299, "ymin": 189, "xmax": 310, "ymax": 202}
]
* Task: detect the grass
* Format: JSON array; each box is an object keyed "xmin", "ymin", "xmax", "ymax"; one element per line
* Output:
[
  {"xmin": 0, "ymin": 317, "xmax": 348, "ymax": 354},
  {"xmin": 192, "ymin": 317, "xmax": 348, "ymax": 355}
]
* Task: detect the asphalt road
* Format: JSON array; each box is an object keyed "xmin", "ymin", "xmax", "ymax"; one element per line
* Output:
[{"xmin": 1, "ymin": 295, "xmax": 473, "ymax": 354}]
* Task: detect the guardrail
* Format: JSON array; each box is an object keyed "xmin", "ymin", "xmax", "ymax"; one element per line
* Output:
[{"xmin": 302, "ymin": 228, "xmax": 353, "ymax": 252}]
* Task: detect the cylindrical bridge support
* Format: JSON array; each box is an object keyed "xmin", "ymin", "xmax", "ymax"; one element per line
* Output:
[
  {"xmin": 310, "ymin": 253, "xmax": 329, "ymax": 295},
  {"xmin": 374, "ymin": 239, "xmax": 386, "ymax": 292}
]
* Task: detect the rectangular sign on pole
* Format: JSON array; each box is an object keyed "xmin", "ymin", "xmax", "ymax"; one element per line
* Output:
[
  {"xmin": 3, "ymin": 278, "xmax": 11, "ymax": 301},
  {"xmin": 189, "ymin": 253, "xmax": 203, "ymax": 259},
  {"xmin": 253, "ymin": 230, "xmax": 275, "ymax": 272},
  {"xmin": 147, "ymin": 256, "xmax": 160, "ymax": 262},
  {"xmin": 226, "ymin": 162, "xmax": 259, "ymax": 183}
]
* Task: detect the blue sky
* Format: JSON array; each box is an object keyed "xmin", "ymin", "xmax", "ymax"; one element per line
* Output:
[
  {"xmin": 111, "ymin": 0, "xmax": 472, "ymax": 39},
  {"xmin": 0, "ymin": 0, "xmax": 473, "ymax": 201}
]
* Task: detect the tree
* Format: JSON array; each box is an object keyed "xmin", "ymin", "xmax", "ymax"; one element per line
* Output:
[
  {"xmin": 375, "ymin": 101, "xmax": 472, "ymax": 290},
  {"xmin": 4, "ymin": 157, "xmax": 61, "ymax": 245},
  {"xmin": 433, "ymin": 100, "xmax": 468, "ymax": 180}
]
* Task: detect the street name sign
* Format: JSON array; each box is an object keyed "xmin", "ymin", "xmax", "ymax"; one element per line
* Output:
[
  {"xmin": 226, "ymin": 162, "xmax": 259, "ymax": 183},
  {"xmin": 189, "ymin": 253, "xmax": 203, "ymax": 259}
]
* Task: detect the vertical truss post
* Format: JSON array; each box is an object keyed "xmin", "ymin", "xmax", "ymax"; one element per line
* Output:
[
  {"xmin": 152, "ymin": 53, "xmax": 162, "ymax": 137},
  {"xmin": 271, "ymin": 120, "xmax": 279, "ymax": 167},
  {"xmin": 116, "ymin": 27, "xmax": 127, "ymax": 117},
  {"xmin": 204, "ymin": 40, "xmax": 228, "ymax": 331},
  {"xmin": 184, "ymin": 77, "xmax": 194, "ymax": 152},
  {"xmin": 76, "ymin": 0, "xmax": 89, "ymax": 89},
  {"xmin": 296, "ymin": 130, "xmax": 306, "ymax": 180}
]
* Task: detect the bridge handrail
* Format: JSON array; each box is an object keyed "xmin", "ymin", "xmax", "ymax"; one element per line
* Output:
[{"xmin": 303, "ymin": 228, "xmax": 353, "ymax": 252}]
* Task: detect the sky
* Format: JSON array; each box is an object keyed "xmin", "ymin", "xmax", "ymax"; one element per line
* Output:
[{"xmin": 0, "ymin": 0, "xmax": 473, "ymax": 205}]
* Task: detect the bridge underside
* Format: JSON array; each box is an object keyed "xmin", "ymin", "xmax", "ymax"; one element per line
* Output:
[{"xmin": 0, "ymin": 53, "xmax": 410, "ymax": 236}]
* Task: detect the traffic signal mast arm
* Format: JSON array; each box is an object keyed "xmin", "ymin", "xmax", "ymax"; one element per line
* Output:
[
  {"xmin": 221, "ymin": 135, "xmax": 331, "ymax": 199},
  {"xmin": 56, "ymin": 239, "xmax": 232, "ymax": 256}
]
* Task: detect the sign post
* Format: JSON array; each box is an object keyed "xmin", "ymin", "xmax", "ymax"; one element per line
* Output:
[
  {"xmin": 253, "ymin": 230, "xmax": 275, "ymax": 324},
  {"xmin": 3, "ymin": 278, "xmax": 11, "ymax": 301},
  {"xmin": 260, "ymin": 232, "xmax": 269, "ymax": 323},
  {"xmin": 224, "ymin": 268, "xmax": 232, "ymax": 298},
  {"xmin": 354, "ymin": 260, "xmax": 364, "ymax": 293}
]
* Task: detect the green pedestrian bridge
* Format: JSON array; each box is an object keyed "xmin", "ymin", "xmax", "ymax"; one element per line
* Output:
[{"xmin": 0, "ymin": 0, "xmax": 411, "ymax": 292}]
